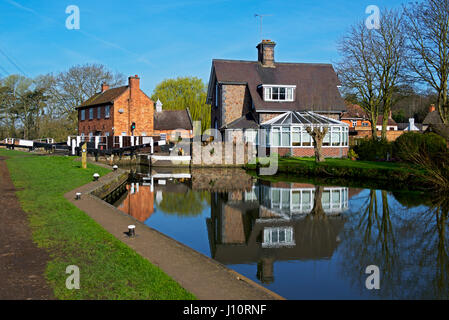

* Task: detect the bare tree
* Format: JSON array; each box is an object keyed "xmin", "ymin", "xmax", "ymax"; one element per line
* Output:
[
  {"xmin": 404, "ymin": 0, "xmax": 449, "ymax": 125},
  {"xmin": 337, "ymin": 9, "xmax": 407, "ymax": 140},
  {"xmin": 337, "ymin": 20, "xmax": 382, "ymax": 139},
  {"xmin": 40, "ymin": 64, "xmax": 125, "ymax": 133},
  {"xmin": 373, "ymin": 9, "xmax": 407, "ymax": 139}
]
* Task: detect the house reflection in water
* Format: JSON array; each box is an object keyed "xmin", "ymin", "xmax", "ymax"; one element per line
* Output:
[
  {"xmin": 207, "ymin": 181, "xmax": 349, "ymax": 284},
  {"xmin": 118, "ymin": 183, "xmax": 155, "ymax": 222}
]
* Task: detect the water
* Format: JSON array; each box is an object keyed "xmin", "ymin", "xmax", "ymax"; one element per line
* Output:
[{"xmin": 111, "ymin": 167, "xmax": 449, "ymax": 300}]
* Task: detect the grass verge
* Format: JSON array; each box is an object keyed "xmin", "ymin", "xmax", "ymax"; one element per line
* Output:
[
  {"xmin": 0, "ymin": 149, "xmax": 195, "ymax": 300},
  {"xmin": 246, "ymin": 156, "xmax": 424, "ymax": 191}
]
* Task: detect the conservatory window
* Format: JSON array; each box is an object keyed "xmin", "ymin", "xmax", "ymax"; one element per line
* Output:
[
  {"xmin": 272, "ymin": 189, "xmax": 280, "ymax": 208},
  {"xmin": 282, "ymin": 127, "xmax": 290, "ymax": 146},
  {"xmin": 332, "ymin": 127, "xmax": 341, "ymax": 146},
  {"xmin": 323, "ymin": 130, "xmax": 331, "ymax": 146},
  {"xmin": 322, "ymin": 191, "xmax": 331, "ymax": 209},
  {"xmin": 292, "ymin": 127, "xmax": 301, "ymax": 146},
  {"xmin": 281, "ymin": 189, "xmax": 290, "ymax": 209},
  {"xmin": 302, "ymin": 131, "xmax": 312, "ymax": 146},
  {"xmin": 292, "ymin": 191, "xmax": 301, "ymax": 210},
  {"xmin": 302, "ymin": 190, "xmax": 312, "ymax": 210},
  {"xmin": 332, "ymin": 190, "xmax": 341, "ymax": 208},
  {"xmin": 272, "ymin": 127, "xmax": 281, "ymax": 146}
]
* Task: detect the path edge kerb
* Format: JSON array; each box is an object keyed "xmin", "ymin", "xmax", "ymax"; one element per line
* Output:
[{"xmin": 65, "ymin": 160, "xmax": 285, "ymax": 300}]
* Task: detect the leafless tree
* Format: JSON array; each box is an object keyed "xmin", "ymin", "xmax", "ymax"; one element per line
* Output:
[
  {"xmin": 404, "ymin": 0, "xmax": 449, "ymax": 125},
  {"xmin": 337, "ymin": 9, "xmax": 407, "ymax": 140}
]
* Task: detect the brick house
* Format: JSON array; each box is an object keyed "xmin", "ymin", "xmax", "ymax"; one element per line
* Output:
[
  {"xmin": 77, "ymin": 75, "xmax": 154, "ymax": 137},
  {"xmin": 206, "ymin": 40, "xmax": 349, "ymax": 157}
]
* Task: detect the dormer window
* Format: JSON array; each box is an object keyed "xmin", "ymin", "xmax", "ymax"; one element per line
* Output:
[{"xmin": 262, "ymin": 85, "xmax": 295, "ymax": 102}]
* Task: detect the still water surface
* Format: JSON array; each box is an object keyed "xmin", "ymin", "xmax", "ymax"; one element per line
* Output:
[{"xmin": 111, "ymin": 168, "xmax": 449, "ymax": 300}]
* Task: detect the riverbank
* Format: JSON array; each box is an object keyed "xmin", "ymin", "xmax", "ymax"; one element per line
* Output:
[
  {"xmin": 246, "ymin": 157, "xmax": 424, "ymax": 191},
  {"xmin": 0, "ymin": 149, "xmax": 195, "ymax": 299}
]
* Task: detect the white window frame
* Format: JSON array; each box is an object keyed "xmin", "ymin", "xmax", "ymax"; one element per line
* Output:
[
  {"xmin": 105, "ymin": 105, "xmax": 110, "ymax": 119},
  {"xmin": 262, "ymin": 85, "xmax": 296, "ymax": 102}
]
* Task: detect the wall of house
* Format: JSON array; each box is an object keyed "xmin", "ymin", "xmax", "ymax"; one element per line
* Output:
[
  {"xmin": 78, "ymin": 105, "xmax": 114, "ymax": 136},
  {"xmin": 222, "ymin": 84, "xmax": 252, "ymax": 126},
  {"xmin": 258, "ymin": 113, "xmax": 282, "ymax": 124},
  {"xmin": 354, "ymin": 130, "xmax": 404, "ymax": 142},
  {"xmin": 153, "ymin": 129, "xmax": 193, "ymax": 141},
  {"xmin": 112, "ymin": 89, "xmax": 154, "ymax": 136},
  {"xmin": 341, "ymin": 119, "xmax": 371, "ymax": 129}
]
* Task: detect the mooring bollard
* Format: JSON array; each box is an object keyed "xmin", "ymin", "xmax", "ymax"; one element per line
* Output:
[
  {"xmin": 128, "ymin": 225, "xmax": 136, "ymax": 237},
  {"xmin": 75, "ymin": 192, "xmax": 81, "ymax": 200},
  {"xmin": 113, "ymin": 165, "xmax": 118, "ymax": 171},
  {"xmin": 93, "ymin": 173, "xmax": 100, "ymax": 181}
]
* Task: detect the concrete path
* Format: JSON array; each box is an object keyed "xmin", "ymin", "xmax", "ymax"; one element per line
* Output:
[
  {"xmin": 0, "ymin": 156, "xmax": 54, "ymax": 300},
  {"xmin": 65, "ymin": 168, "xmax": 284, "ymax": 300}
]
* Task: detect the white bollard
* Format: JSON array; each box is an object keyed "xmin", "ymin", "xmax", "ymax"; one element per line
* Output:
[
  {"xmin": 93, "ymin": 173, "xmax": 100, "ymax": 181},
  {"xmin": 113, "ymin": 165, "xmax": 118, "ymax": 171},
  {"xmin": 128, "ymin": 225, "xmax": 136, "ymax": 237},
  {"xmin": 75, "ymin": 192, "xmax": 82, "ymax": 200}
]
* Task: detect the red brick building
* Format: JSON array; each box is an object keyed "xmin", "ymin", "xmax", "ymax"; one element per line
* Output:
[{"xmin": 77, "ymin": 75, "xmax": 154, "ymax": 137}]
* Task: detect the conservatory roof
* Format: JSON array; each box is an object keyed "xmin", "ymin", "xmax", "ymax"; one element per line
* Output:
[{"xmin": 261, "ymin": 111, "xmax": 348, "ymax": 127}]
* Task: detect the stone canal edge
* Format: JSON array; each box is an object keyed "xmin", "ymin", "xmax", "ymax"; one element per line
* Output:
[{"xmin": 65, "ymin": 164, "xmax": 285, "ymax": 300}]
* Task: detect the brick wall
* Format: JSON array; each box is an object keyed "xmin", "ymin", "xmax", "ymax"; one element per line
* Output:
[
  {"xmin": 78, "ymin": 76, "xmax": 154, "ymax": 137},
  {"xmin": 222, "ymin": 84, "xmax": 252, "ymax": 125},
  {"xmin": 78, "ymin": 105, "xmax": 114, "ymax": 136},
  {"xmin": 268, "ymin": 146, "xmax": 348, "ymax": 158}
]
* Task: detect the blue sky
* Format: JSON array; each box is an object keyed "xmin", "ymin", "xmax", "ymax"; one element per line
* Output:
[{"xmin": 0, "ymin": 0, "xmax": 406, "ymax": 93}]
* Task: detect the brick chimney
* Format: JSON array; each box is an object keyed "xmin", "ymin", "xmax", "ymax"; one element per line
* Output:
[
  {"xmin": 257, "ymin": 40, "xmax": 276, "ymax": 68},
  {"xmin": 429, "ymin": 104, "xmax": 436, "ymax": 112},
  {"xmin": 128, "ymin": 75, "xmax": 140, "ymax": 91},
  {"xmin": 101, "ymin": 83, "xmax": 109, "ymax": 92}
]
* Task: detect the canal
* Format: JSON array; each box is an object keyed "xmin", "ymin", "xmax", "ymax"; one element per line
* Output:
[{"xmin": 108, "ymin": 167, "xmax": 449, "ymax": 300}]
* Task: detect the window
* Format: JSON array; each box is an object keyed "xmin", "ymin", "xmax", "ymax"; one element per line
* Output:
[
  {"xmin": 263, "ymin": 85, "xmax": 295, "ymax": 102},
  {"xmin": 105, "ymin": 132, "xmax": 110, "ymax": 137},
  {"xmin": 281, "ymin": 127, "xmax": 290, "ymax": 146},
  {"xmin": 97, "ymin": 107, "xmax": 101, "ymax": 119},
  {"xmin": 332, "ymin": 127, "xmax": 341, "ymax": 146},
  {"xmin": 302, "ymin": 131, "xmax": 312, "ymax": 146},
  {"xmin": 89, "ymin": 108, "xmax": 93, "ymax": 120},
  {"xmin": 352, "ymin": 120, "xmax": 357, "ymax": 127},
  {"xmin": 215, "ymin": 82, "xmax": 219, "ymax": 107},
  {"xmin": 105, "ymin": 105, "xmax": 110, "ymax": 118},
  {"xmin": 263, "ymin": 227, "xmax": 294, "ymax": 247},
  {"xmin": 272, "ymin": 127, "xmax": 281, "ymax": 146},
  {"xmin": 362, "ymin": 122, "xmax": 369, "ymax": 127},
  {"xmin": 323, "ymin": 131, "xmax": 330, "ymax": 146},
  {"xmin": 292, "ymin": 127, "xmax": 301, "ymax": 146},
  {"xmin": 81, "ymin": 109, "xmax": 85, "ymax": 121}
]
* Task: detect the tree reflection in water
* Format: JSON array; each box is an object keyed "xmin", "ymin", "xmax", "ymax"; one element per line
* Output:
[
  {"xmin": 338, "ymin": 189, "xmax": 449, "ymax": 299},
  {"xmin": 156, "ymin": 189, "xmax": 210, "ymax": 217}
]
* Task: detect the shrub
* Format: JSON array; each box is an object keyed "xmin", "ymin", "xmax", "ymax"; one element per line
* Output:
[
  {"xmin": 353, "ymin": 138, "xmax": 393, "ymax": 161},
  {"xmin": 347, "ymin": 148, "xmax": 359, "ymax": 160},
  {"xmin": 393, "ymin": 132, "xmax": 447, "ymax": 162}
]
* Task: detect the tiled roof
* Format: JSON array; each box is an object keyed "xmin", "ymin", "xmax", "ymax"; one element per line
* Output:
[
  {"xmin": 223, "ymin": 113, "xmax": 259, "ymax": 130},
  {"xmin": 209, "ymin": 60, "xmax": 345, "ymax": 113},
  {"xmin": 377, "ymin": 115, "xmax": 398, "ymax": 126},
  {"xmin": 341, "ymin": 104, "xmax": 369, "ymax": 119},
  {"xmin": 423, "ymin": 110, "xmax": 443, "ymax": 125},
  {"xmin": 154, "ymin": 109, "xmax": 193, "ymax": 130},
  {"xmin": 78, "ymin": 86, "xmax": 128, "ymax": 108}
]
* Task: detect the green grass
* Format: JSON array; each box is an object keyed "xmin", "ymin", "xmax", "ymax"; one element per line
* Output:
[
  {"xmin": 247, "ymin": 156, "xmax": 424, "ymax": 190},
  {"xmin": 0, "ymin": 149, "xmax": 195, "ymax": 300},
  {"xmin": 277, "ymin": 156, "xmax": 406, "ymax": 170}
]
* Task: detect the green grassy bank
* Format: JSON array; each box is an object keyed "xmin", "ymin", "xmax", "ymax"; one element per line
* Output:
[
  {"xmin": 246, "ymin": 157, "xmax": 423, "ymax": 191},
  {"xmin": 0, "ymin": 149, "xmax": 195, "ymax": 300}
]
